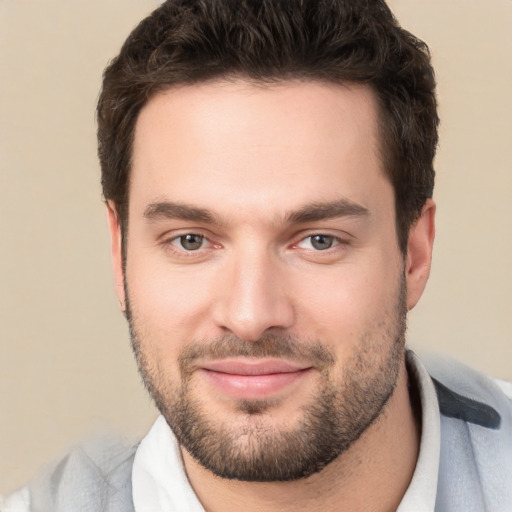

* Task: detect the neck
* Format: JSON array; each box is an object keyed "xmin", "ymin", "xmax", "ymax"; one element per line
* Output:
[{"xmin": 182, "ymin": 363, "xmax": 420, "ymax": 512}]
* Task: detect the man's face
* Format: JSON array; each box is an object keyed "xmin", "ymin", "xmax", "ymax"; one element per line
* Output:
[{"xmin": 113, "ymin": 80, "xmax": 418, "ymax": 481}]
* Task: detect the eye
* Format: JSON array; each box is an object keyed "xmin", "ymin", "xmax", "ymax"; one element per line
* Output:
[
  {"xmin": 297, "ymin": 234, "xmax": 339, "ymax": 251},
  {"xmin": 173, "ymin": 233, "xmax": 205, "ymax": 251}
]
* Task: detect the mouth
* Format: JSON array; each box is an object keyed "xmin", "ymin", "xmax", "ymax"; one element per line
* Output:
[{"xmin": 197, "ymin": 358, "xmax": 313, "ymax": 400}]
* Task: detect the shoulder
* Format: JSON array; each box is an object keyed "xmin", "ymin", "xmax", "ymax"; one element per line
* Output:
[
  {"xmin": 421, "ymin": 354, "xmax": 512, "ymax": 511},
  {"xmin": 423, "ymin": 354, "xmax": 512, "ymax": 428},
  {"xmin": 12, "ymin": 435, "xmax": 138, "ymax": 512}
]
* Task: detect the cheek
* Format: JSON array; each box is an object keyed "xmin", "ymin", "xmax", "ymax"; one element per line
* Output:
[
  {"xmin": 125, "ymin": 253, "xmax": 217, "ymax": 350},
  {"xmin": 292, "ymin": 257, "xmax": 402, "ymax": 347}
]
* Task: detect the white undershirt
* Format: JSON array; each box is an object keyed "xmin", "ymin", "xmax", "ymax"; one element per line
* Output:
[{"xmin": 132, "ymin": 352, "xmax": 441, "ymax": 512}]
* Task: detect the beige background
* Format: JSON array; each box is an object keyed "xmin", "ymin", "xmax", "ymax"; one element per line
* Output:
[{"xmin": 1, "ymin": 0, "xmax": 511, "ymax": 495}]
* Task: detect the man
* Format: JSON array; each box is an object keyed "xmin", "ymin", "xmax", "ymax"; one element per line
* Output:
[{"xmin": 4, "ymin": 0, "xmax": 511, "ymax": 511}]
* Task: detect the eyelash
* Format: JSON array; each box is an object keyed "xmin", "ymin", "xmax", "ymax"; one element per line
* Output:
[
  {"xmin": 294, "ymin": 234, "xmax": 343, "ymax": 251},
  {"xmin": 163, "ymin": 232, "xmax": 216, "ymax": 256}
]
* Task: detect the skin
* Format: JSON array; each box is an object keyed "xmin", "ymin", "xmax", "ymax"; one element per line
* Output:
[{"xmin": 107, "ymin": 80, "xmax": 435, "ymax": 511}]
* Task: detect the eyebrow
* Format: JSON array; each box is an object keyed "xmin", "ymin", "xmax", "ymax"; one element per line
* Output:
[
  {"xmin": 143, "ymin": 198, "xmax": 369, "ymax": 226},
  {"xmin": 144, "ymin": 202, "xmax": 220, "ymax": 224},
  {"xmin": 285, "ymin": 199, "xmax": 370, "ymax": 224}
]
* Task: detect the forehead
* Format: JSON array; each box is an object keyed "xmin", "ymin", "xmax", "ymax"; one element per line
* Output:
[{"xmin": 130, "ymin": 80, "xmax": 390, "ymax": 221}]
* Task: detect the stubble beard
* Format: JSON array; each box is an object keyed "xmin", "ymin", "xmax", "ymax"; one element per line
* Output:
[{"xmin": 127, "ymin": 278, "xmax": 407, "ymax": 482}]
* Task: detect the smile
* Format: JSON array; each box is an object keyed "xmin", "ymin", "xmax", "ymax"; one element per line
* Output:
[{"xmin": 197, "ymin": 359, "xmax": 313, "ymax": 400}]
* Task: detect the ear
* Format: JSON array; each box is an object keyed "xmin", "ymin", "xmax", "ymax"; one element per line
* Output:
[
  {"xmin": 106, "ymin": 201, "xmax": 126, "ymax": 312},
  {"xmin": 405, "ymin": 199, "xmax": 436, "ymax": 310}
]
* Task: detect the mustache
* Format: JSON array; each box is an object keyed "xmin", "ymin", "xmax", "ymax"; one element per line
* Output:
[{"xmin": 178, "ymin": 333, "xmax": 336, "ymax": 370}]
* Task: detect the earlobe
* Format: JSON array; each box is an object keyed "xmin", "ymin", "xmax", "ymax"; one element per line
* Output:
[
  {"xmin": 405, "ymin": 199, "xmax": 436, "ymax": 310},
  {"xmin": 106, "ymin": 202, "xmax": 126, "ymax": 312}
]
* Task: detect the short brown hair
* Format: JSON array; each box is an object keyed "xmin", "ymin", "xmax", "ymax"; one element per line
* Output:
[{"xmin": 97, "ymin": 0, "xmax": 438, "ymax": 253}]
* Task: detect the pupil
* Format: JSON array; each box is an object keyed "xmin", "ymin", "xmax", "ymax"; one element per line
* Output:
[
  {"xmin": 181, "ymin": 234, "xmax": 203, "ymax": 250},
  {"xmin": 312, "ymin": 235, "xmax": 333, "ymax": 250}
]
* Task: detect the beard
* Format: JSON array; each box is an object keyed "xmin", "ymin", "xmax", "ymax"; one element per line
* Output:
[{"xmin": 126, "ymin": 277, "xmax": 407, "ymax": 482}]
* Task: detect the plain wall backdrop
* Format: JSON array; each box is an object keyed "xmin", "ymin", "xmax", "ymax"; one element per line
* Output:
[{"xmin": 1, "ymin": 0, "xmax": 511, "ymax": 495}]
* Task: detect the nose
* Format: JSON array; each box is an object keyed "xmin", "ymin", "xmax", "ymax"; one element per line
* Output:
[{"xmin": 211, "ymin": 249, "xmax": 295, "ymax": 341}]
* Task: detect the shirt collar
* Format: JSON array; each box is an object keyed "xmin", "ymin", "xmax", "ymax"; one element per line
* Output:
[
  {"xmin": 397, "ymin": 351, "xmax": 441, "ymax": 512},
  {"xmin": 132, "ymin": 415, "xmax": 204, "ymax": 512}
]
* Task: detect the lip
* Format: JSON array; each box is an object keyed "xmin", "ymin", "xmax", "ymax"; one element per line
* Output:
[
  {"xmin": 197, "ymin": 358, "xmax": 312, "ymax": 400},
  {"xmin": 202, "ymin": 358, "xmax": 308, "ymax": 375}
]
